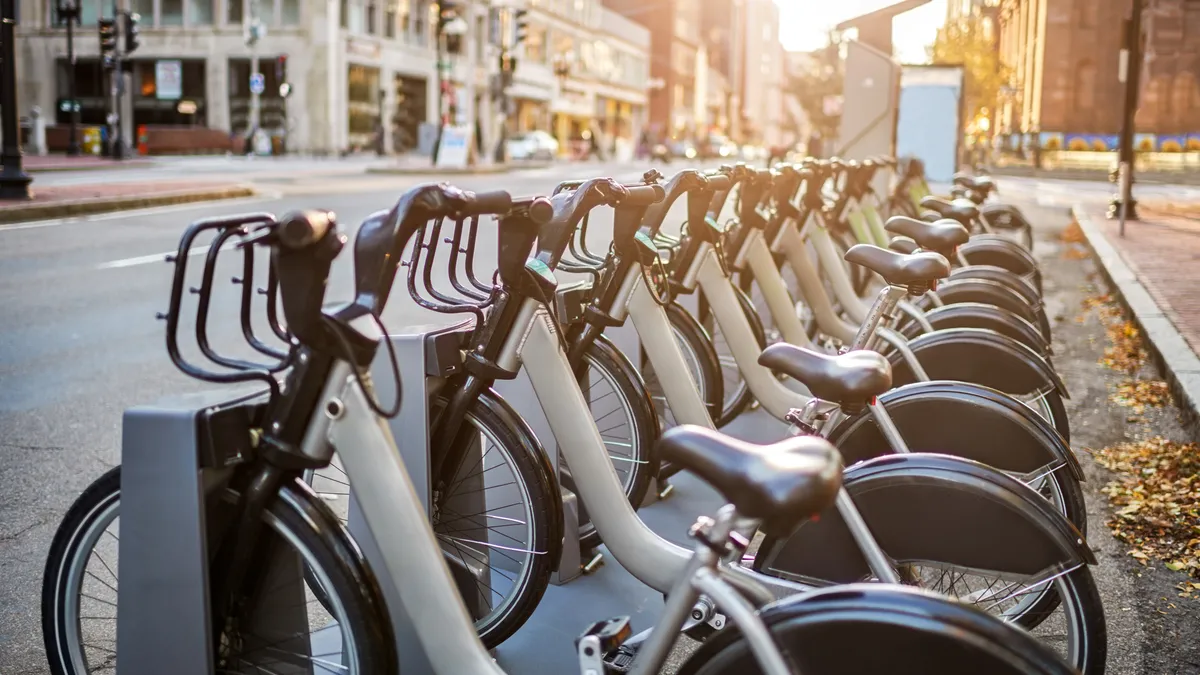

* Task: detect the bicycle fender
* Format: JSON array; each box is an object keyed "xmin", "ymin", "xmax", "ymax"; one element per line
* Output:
[
  {"xmin": 676, "ymin": 583, "xmax": 1076, "ymax": 675},
  {"xmin": 901, "ymin": 301, "xmax": 1049, "ymax": 358},
  {"xmin": 948, "ymin": 264, "xmax": 1042, "ymax": 305},
  {"xmin": 752, "ymin": 453, "xmax": 1094, "ymax": 586},
  {"xmin": 920, "ymin": 277, "xmax": 1051, "ymax": 341},
  {"xmin": 893, "ymin": 327, "xmax": 1066, "ymax": 398},
  {"xmin": 960, "ymin": 237, "xmax": 1042, "ymax": 293},
  {"xmin": 827, "ymin": 380, "xmax": 1083, "ymax": 481}
]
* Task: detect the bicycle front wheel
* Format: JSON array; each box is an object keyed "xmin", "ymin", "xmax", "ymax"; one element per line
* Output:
[
  {"xmin": 42, "ymin": 466, "xmax": 397, "ymax": 675},
  {"xmin": 308, "ymin": 389, "xmax": 560, "ymax": 649}
]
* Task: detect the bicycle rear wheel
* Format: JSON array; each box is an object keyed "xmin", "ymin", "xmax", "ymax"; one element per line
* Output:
[{"xmin": 42, "ymin": 466, "xmax": 397, "ymax": 675}]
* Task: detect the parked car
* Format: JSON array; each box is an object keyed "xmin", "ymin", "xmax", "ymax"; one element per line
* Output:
[
  {"xmin": 506, "ymin": 131, "xmax": 559, "ymax": 161},
  {"xmin": 701, "ymin": 135, "xmax": 739, "ymax": 159},
  {"xmin": 651, "ymin": 139, "xmax": 699, "ymax": 164}
]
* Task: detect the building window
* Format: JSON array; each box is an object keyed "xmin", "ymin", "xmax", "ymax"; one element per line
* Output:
[
  {"xmin": 228, "ymin": 0, "xmax": 243, "ymax": 23},
  {"xmin": 340, "ymin": 0, "xmax": 349, "ymax": 28},
  {"xmin": 161, "ymin": 0, "xmax": 183, "ymax": 25},
  {"xmin": 189, "ymin": 0, "xmax": 214, "ymax": 25},
  {"xmin": 413, "ymin": 0, "xmax": 428, "ymax": 45},
  {"xmin": 367, "ymin": 1, "xmax": 378, "ymax": 33},
  {"xmin": 282, "ymin": 0, "xmax": 300, "ymax": 24},
  {"xmin": 347, "ymin": 64, "xmax": 382, "ymax": 150}
]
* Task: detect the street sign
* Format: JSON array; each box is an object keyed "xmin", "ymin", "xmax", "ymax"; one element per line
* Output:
[
  {"xmin": 155, "ymin": 60, "xmax": 182, "ymax": 100},
  {"xmin": 249, "ymin": 73, "xmax": 265, "ymax": 95}
]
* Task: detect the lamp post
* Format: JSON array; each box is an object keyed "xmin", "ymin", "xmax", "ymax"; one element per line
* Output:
[
  {"xmin": 432, "ymin": 3, "xmax": 468, "ymax": 165},
  {"xmin": 1109, "ymin": 0, "xmax": 1144, "ymax": 227},
  {"xmin": 0, "ymin": 0, "xmax": 32, "ymax": 199},
  {"xmin": 57, "ymin": 0, "xmax": 82, "ymax": 156}
]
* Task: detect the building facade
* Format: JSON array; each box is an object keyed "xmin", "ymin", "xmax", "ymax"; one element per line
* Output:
[
  {"xmin": 512, "ymin": 0, "xmax": 649, "ymax": 158},
  {"xmin": 601, "ymin": 0, "xmax": 701, "ymax": 141},
  {"xmin": 19, "ymin": 0, "xmax": 648, "ymax": 157},
  {"xmin": 996, "ymin": 0, "xmax": 1200, "ymax": 151}
]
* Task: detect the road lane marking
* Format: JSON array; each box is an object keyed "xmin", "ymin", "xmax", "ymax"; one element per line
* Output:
[{"xmin": 97, "ymin": 239, "xmax": 246, "ymax": 270}]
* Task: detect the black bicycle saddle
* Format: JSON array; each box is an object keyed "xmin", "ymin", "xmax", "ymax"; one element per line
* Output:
[
  {"xmin": 758, "ymin": 345, "xmax": 892, "ymax": 409},
  {"xmin": 843, "ymin": 244, "xmax": 951, "ymax": 287},
  {"xmin": 884, "ymin": 216, "xmax": 970, "ymax": 257},
  {"xmin": 657, "ymin": 425, "xmax": 842, "ymax": 536}
]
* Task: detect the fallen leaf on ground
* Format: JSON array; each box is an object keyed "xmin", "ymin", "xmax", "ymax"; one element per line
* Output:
[
  {"xmin": 1094, "ymin": 436, "xmax": 1200, "ymax": 593},
  {"xmin": 1111, "ymin": 379, "xmax": 1173, "ymax": 413}
]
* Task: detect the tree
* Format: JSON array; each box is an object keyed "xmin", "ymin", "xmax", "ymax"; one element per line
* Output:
[
  {"xmin": 929, "ymin": 14, "xmax": 1010, "ymax": 126},
  {"xmin": 787, "ymin": 33, "xmax": 844, "ymax": 141}
]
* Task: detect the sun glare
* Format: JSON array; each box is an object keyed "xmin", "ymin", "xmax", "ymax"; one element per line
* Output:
[{"xmin": 775, "ymin": 0, "xmax": 947, "ymax": 63}]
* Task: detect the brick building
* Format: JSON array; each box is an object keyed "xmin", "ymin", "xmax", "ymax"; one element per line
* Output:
[
  {"xmin": 601, "ymin": 0, "xmax": 701, "ymax": 139},
  {"xmin": 996, "ymin": 0, "xmax": 1200, "ymax": 150}
]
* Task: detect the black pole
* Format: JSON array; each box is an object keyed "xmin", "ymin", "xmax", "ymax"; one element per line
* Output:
[
  {"xmin": 1109, "ymin": 0, "xmax": 1143, "ymax": 221},
  {"xmin": 432, "ymin": 31, "xmax": 443, "ymax": 165},
  {"xmin": 65, "ymin": 6, "xmax": 81, "ymax": 156},
  {"xmin": 0, "ymin": 0, "xmax": 32, "ymax": 199}
]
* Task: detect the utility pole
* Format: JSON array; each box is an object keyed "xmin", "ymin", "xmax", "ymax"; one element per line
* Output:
[
  {"xmin": 1110, "ymin": 0, "xmax": 1144, "ymax": 229},
  {"xmin": 0, "ymin": 0, "xmax": 32, "ymax": 198},
  {"xmin": 245, "ymin": 0, "xmax": 265, "ymax": 155}
]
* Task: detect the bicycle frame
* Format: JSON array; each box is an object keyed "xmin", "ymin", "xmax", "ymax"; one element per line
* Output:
[{"xmin": 312, "ymin": 321, "xmax": 800, "ymax": 675}]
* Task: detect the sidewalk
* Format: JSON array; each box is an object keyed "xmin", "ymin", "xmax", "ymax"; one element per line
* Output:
[
  {"xmin": 0, "ymin": 180, "xmax": 255, "ymax": 224},
  {"xmin": 1074, "ymin": 202, "xmax": 1200, "ymax": 436},
  {"xmin": 23, "ymin": 154, "xmax": 155, "ymax": 172}
]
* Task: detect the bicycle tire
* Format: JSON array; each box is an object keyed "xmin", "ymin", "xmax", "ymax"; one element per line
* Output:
[
  {"xmin": 699, "ymin": 285, "xmax": 766, "ymax": 427},
  {"xmin": 429, "ymin": 390, "xmax": 561, "ymax": 649},
  {"xmin": 42, "ymin": 466, "xmax": 398, "ymax": 675},
  {"xmin": 305, "ymin": 390, "xmax": 561, "ymax": 650},
  {"xmin": 676, "ymin": 584, "xmax": 1083, "ymax": 675},
  {"xmin": 571, "ymin": 335, "xmax": 660, "ymax": 551}
]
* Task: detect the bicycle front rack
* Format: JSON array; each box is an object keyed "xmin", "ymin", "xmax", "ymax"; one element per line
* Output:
[{"xmin": 158, "ymin": 212, "xmax": 294, "ymax": 398}]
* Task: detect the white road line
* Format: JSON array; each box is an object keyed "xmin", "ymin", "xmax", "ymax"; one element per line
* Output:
[
  {"xmin": 98, "ymin": 243, "xmax": 211, "ymax": 269},
  {"xmin": 0, "ymin": 191, "xmax": 281, "ymax": 233}
]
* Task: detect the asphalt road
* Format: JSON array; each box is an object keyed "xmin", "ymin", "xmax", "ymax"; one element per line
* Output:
[
  {"xmin": 1, "ymin": 170, "xmax": 1196, "ymax": 672},
  {"xmin": 0, "ymin": 160, "xmax": 689, "ymax": 672}
]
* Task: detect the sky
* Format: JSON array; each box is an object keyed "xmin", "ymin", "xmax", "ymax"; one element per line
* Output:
[{"xmin": 774, "ymin": 0, "xmax": 948, "ymax": 64}]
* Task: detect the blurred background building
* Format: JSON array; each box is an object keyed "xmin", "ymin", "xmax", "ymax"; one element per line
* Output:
[{"xmin": 16, "ymin": 0, "xmax": 790, "ymax": 157}]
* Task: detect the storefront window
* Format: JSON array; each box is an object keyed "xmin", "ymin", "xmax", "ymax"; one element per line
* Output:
[
  {"xmin": 189, "ymin": 0, "xmax": 214, "ymax": 25},
  {"xmin": 161, "ymin": 0, "xmax": 183, "ymax": 25},
  {"xmin": 348, "ymin": 0, "xmax": 365, "ymax": 32},
  {"xmin": 131, "ymin": 58, "xmax": 208, "ymax": 126},
  {"xmin": 55, "ymin": 57, "xmax": 109, "ymax": 125},
  {"xmin": 130, "ymin": 0, "xmax": 153, "ymax": 21},
  {"xmin": 347, "ymin": 64, "xmax": 382, "ymax": 150},
  {"xmin": 73, "ymin": 0, "xmax": 116, "ymax": 26}
]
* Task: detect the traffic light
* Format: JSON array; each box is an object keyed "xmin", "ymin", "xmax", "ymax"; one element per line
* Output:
[
  {"xmin": 98, "ymin": 17, "xmax": 117, "ymax": 55},
  {"xmin": 123, "ymin": 12, "xmax": 141, "ymax": 54},
  {"xmin": 514, "ymin": 9, "xmax": 529, "ymax": 46}
]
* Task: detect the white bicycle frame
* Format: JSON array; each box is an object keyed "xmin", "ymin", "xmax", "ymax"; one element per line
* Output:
[{"xmin": 311, "ymin": 346, "xmax": 794, "ymax": 675}]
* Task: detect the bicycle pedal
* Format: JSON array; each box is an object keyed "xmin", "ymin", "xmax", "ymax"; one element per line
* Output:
[
  {"xmin": 576, "ymin": 616, "xmax": 633, "ymax": 675},
  {"xmin": 582, "ymin": 551, "xmax": 605, "ymax": 574}
]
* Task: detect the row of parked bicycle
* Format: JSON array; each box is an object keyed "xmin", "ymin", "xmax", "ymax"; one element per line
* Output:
[{"xmin": 43, "ymin": 156, "xmax": 1106, "ymax": 674}]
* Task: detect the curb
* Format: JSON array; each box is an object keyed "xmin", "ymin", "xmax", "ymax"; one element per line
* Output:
[
  {"xmin": 1072, "ymin": 204, "xmax": 1200, "ymax": 438},
  {"xmin": 0, "ymin": 185, "xmax": 258, "ymax": 224},
  {"xmin": 27, "ymin": 159, "xmax": 156, "ymax": 173},
  {"xmin": 365, "ymin": 162, "xmax": 554, "ymax": 176}
]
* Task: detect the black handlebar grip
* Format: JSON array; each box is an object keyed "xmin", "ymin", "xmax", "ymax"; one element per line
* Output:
[
  {"xmin": 464, "ymin": 189, "xmax": 512, "ymax": 216},
  {"xmin": 277, "ymin": 209, "xmax": 335, "ymax": 250},
  {"xmin": 622, "ymin": 184, "xmax": 666, "ymax": 206},
  {"xmin": 528, "ymin": 197, "xmax": 554, "ymax": 226},
  {"xmin": 706, "ymin": 174, "xmax": 732, "ymax": 191}
]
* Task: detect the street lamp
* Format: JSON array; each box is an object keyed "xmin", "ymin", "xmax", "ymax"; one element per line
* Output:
[
  {"xmin": 56, "ymin": 0, "xmax": 82, "ymax": 156},
  {"xmin": 432, "ymin": 2, "xmax": 468, "ymax": 164},
  {"xmin": 0, "ymin": 0, "xmax": 32, "ymax": 199}
]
